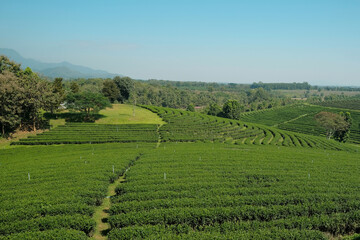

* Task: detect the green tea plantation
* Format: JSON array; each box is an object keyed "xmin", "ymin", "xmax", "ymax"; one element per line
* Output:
[{"xmin": 1, "ymin": 104, "xmax": 359, "ymax": 240}]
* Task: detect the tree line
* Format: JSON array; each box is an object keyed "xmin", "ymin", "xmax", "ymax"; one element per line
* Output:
[
  {"xmin": 66, "ymin": 77, "xmax": 294, "ymax": 113},
  {"xmin": 0, "ymin": 57, "xmax": 112, "ymax": 137},
  {"xmin": 0, "ymin": 56, "xmax": 62, "ymax": 136},
  {"xmin": 0, "ymin": 56, "xmax": 315, "ymax": 138}
]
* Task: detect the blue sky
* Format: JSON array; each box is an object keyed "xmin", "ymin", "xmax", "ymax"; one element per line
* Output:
[{"xmin": 1, "ymin": 0, "xmax": 359, "ymax": 85}]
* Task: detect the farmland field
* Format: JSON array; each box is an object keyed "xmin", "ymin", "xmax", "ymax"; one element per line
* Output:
[
  {"xmin": 0, "ymin": 143, "xmax": 154, "ymax": 239},
  {"xmin": 316, "ymin": 99, "xmax": 360, "ymax": 111},
  {"xmin": 1, "ymin": 104, "xmax": 359, "ymax": 239},
  {"xmin": 108, "ymin": 143, "xmax": 360, "ymax": 239},
  {"xmin": 239, "ymin": 104, "xmax": 360, "ymax": 144}
]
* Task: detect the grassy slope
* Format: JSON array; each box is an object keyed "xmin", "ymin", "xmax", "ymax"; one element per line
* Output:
[
  {"xmin": 96, "ymin": 104, "xmax": 165, "ymax": 125},
  {"xmin": 0, "ymin": 130, "xmax": 46, "ymax": 149}
]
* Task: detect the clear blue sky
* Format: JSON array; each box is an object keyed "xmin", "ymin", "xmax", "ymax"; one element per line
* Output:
[{"xmin": 1, "ymin": 0, "xmax": 359, "ymax": 85}]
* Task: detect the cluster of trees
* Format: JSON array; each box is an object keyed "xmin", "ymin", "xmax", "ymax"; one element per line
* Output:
[
  {"xmin": 315, "ymin": 111, "xmax": 352, "ymax": 142},
  {"xmin": 102, "ymin": 76, "xmax": 133, "ymax": 103},
  {"xmin": 64, "ymin": 78, "xmax": 294, "ymax": 111},
  {"xmin": 202, "ymin": 88, "xmax": 292, "ymax": 120},
  {"xmin": 0, "ymin": 56, "xmax": 63, "ymax": 137},
  {"xmin": 0, "ymin": 57, "xmax": 112, "ymax": 137}
]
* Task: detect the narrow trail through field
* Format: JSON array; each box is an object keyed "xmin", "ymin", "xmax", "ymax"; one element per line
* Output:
[
  {"xmin": 92, "ymin": 172, "xmax": 126, "ymax": 239},
  {"xmin": 272, "ymin": 113, "xmax": 308, "ymax": 127}
]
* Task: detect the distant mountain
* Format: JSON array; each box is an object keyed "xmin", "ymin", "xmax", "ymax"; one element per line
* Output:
[{"xmin": 0, "ymin": 48, "xmax": 120, "ymax": 79}]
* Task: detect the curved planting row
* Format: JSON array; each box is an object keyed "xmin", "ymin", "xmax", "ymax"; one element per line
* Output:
[
  {"xmin": 239, "ymin": 104, "xmax": 324, "ymax": 126},
  {"xmin": 12, "ymin": 123, "xmax": 159, "ymax": 145},
  {"xmin": 108, "ymin": 143, "xmax": 360, "ymax": 239},
  {"xmin": 237, "ymin": 103, "xmax": 360, "ymax": 145},
  {"xmin": 141, "ymin": 105, "xmax": 355, "ymax": 151},
  {"xmin": 277, "ymin": 109, "xmax": 360, "ymax": 145}
]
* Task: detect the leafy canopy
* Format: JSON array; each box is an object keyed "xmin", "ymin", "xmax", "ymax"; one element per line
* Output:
[
  {"xmin": 66, "ymin": 92, "xmax": 111, "ymax": 115},
  {"xmin": 314, "ymin": 111, "xmax": 350, "ymax": 141}
]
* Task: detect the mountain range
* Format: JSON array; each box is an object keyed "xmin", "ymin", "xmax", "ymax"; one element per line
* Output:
[{"xmin": 0, "ymin": 48, "xmax": 120, "ymax": 79}]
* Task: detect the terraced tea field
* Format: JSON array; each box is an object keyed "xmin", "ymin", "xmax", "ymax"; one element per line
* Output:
[
  {"xmin": 0, "ymin": 143, "xmax": 154, "ymax": 239},
  {"xmin": 12, "ymin": 123, "xmax": 159, "ymax": 145},
  {"xmin": 108, "ymin": 143, "xmax": 360, "ymax": 239},
  {"xmin": 142, "ymin": 105, "xmax": 356, "ymax": 151},
  {"xmin": 1, "ymin": 104, "xmax": 359, "ymax": 239},
  {"xmin": 239, "ymin": 104, "xmax": 360, "ymax": 144},
  {"xmin": 316, "ymin": 99, "xmax": 360, "ymax": 111}
]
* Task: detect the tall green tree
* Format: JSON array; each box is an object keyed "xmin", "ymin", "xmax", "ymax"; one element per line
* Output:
[
  {"xmin": 0, "ymin": 56, "xmax": 60, "ymax": 136},
  {"xmin": 53, "ymin": 78, "xmax": 65, "ymax": 97},
  {"xmin": 70, "ymin": 82, "xmax": 80, "ymax": 93},
  {"xmin": 207, "ymin": 103, "xmax": 222, "ymax": 116},
  {"xmin": 333, "ymin": 112, "xmax": 352, "ymax": 142},
  {"xmin": 0, "ymin": 56, "xmax": 22, "ymax": 75},
  {"xmin": 315, "ymin": 112, "xmax": 350, "ymax": 140},
  {"xmin": 222, "ymin": 100, "xmax": 243, "ymax": 120},
  {"xmin": 49, "ymin": 77, "xmax": 65, "ymax": 113},
  {"xmin": 0, "ymin": 71, "xmax": 23, "ymax": 136},
  {"xmin": 113, "ymin": 76, "xmax": 134, "ymax": 103},
  {"xmin": 102, "ymin": 80, "xmax": 120, "ymax": 103}
]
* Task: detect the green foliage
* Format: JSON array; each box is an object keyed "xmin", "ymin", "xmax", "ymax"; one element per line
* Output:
[
  {"xmin": 333, "ymin": 112, "xmax": 352, "ymax": 142},
  {"xmin": 207, "ymin": 103, "xmax": 222, "ymax": 116},
  {"xmin": 113, "ymin": 76, "xmax": 134, "ymax": 103},
  {"xmin": 0, "ymin": 56, "xmax": 60, "ymax": 137},
  {"xmin": 251, "ymin": 81, "xmax": 311, "ymax": 90},
  {"xmin": 63, "ymin": 77, "xmax": 294, "ymax": 112},
  {"xmin": 70, "ymin": 82, "xmax": 80, "ymax": 93},
  {"xmin": 102, "ymin": 80, "xmax": 120, "ymax": 103},
  {"xmin": 222, "ymin": 100, "xmax": 243, "ymax": 120},
  {"xmin": 0, "ymin": 56, "xmax": 22, "ymax": 75},
  {"xmin": 53, "ymin": 78, "xmax": 65, "ymax": 97},
  {"xmin": 65, "ymin": 92, "xmax": 111, "ymax": 115},
  {"xmin": 186, "ymin": 104, "xmax": 195, "ymax": 112},
  {"xmin": 315, "ymin": 112, "xmax": 350, "ymax": 140}
]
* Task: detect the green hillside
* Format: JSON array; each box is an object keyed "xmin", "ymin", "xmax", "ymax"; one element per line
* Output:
[
  {"xmin": 239, "ymin": 103, "xmax": 360, "ymax": 144},
  {"xmin": 143, "ymin": 105, "xmax": 356, "ymax": 152},
  {"xmin": 1, "ymin": 104, "xmax": 359, "ymax": 240}
]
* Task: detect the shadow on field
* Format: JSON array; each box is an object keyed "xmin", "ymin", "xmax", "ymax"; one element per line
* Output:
[{"xmin": 44, "ymin": 112, "xmax": 106, "ymax": 123}]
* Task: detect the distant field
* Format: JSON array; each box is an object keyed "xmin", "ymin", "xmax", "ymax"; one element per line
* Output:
[
  {"xmin": 274, "ymin": 89, "xmax": 360, "ymax": 98},
  {"xmin": 316, "ymin": 99, "xmax": 360, "ymax": 111},
  {"xmin": 239, "ymin": 104, "xmax": 360, "ymax": 144},
  {"xmin": 97, "ymin": 104, "xmax": 165, "ymax": 125},
  {"xmin": 142, "ymin": 105, "xmax": 356, "ymax": 151}
]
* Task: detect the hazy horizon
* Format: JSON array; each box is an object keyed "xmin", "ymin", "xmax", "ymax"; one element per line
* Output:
[{"xmin": 1, "ymin": 0, "xmax": 359, "ymax": 86}]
